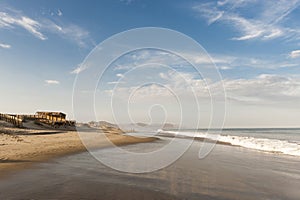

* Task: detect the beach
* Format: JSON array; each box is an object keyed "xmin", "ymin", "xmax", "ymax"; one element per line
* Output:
[
  {"xmin": 1, "ymin": 121, "xmax": 300, "ymax": 199},
  {"xmin": 0, "ymin": 121, "xmax": 157, "ymax": 177},
  {"xmin": 0, "ymin": 134, "xmax": 300, "ymax": 200}
]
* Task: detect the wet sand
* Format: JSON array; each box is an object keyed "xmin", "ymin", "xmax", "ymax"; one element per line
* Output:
[
  {"xmin": 0, "ymin": 122, "xmax": 157, "ymax": 177},
  {"xmin": 0, "ymin": 137, "xmax": 299, "ymax": 200}
]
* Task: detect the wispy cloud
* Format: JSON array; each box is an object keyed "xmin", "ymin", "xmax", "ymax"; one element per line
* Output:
[
  {"xmin": 0, "ymin": 7, "xmax": 92, "ymax": 47},
  {"xmin": 0, "ymin": 11, "xmax": 46, "ymax": 40},
  {"xmin": 112, "ymin": 49, "xmax": 299, "ymax": 71},
  {"xmin": 289, "ymin": 50, "xmax": 300, "ymax": 58},
  {"xmin": 225, "ymin": 56, "xmax": 299, "ymax": 69},
  {"xmin": 44, "ymin": 20, "xmax": 91, "ymax": 47},
  {"xmin": 221, "ymin": 74, "xmax": 300, "ymax": 103},
  {"xmin": 192, "ymin": 0, "xmax": 300, "ymax": 41},
  {"xmin": 71, "ymin": 63, "xmax": 89, "ymax": 74},
  {"xmin": 107, "ymin": 81, "xmax": 126, "ymax": 85},
  {"xmin": 106, "ymin": 71, "xmax": 300, "ymax": 104},
  {"xmin": 0, "ymin": 43, "xmax": 11, "ymax": 49},
  {"xmin": 120, "ymin": 0, "xmax": 135, "ymax": 5},
  {"xmin": 45, "ymin": 80, "xmax": 60, "ymax": 85},
  {"xmin": 111, "ymin": 49, "xmax": 236, "ymax": 72}
]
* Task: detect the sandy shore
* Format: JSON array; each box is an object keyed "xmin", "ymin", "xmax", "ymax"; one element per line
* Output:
[
  {"xmin": 0, "ymin": 121, "xmax": 157, "ymax": 177},
  {"xmin": 1, "ymin": 134, "xmax": 299, "ymax": 200}
]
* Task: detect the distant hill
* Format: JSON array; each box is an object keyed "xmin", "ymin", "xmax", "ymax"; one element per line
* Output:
[
  {"xmin": 88, "ymin": 121, "xmax": 119, "ymax": 129},
  {"xmin": 82, "ymin": 121, "xmax": 123, "ymax": 134},
  {"xmin": 118, "ymin": 122, "xmax": 177, "ymax": 132},
  {"xmin": 162, "ymin": 123, "xmax": 176, "ymax": 129}
]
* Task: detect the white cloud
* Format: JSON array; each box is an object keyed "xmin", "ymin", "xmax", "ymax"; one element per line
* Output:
[
  {"xmin": 0, "ymin": 8, "xmax": 92, "ymax": 47},
  {"xmin": 221, "ymin": 74, "xmax": 300, "ymax": 103},
  {"xmin": 45, "ymin": 80, "xmax": 60, "ymax": 85},
  {"xmin": 45, "ymin": 21, "xmax": 91, "ymax": 47},
  {"xmin": 226, "ymin": 14, "xmax": 283, "ymax": 41},
  {"xmin": 219, "ymin": 66, "xmax": 232, "ymax": 70},
  {"xmin": 0, "ymin": 11, "xmax": 46, "ymax": 40},
  {"xmin": 110, "ymin": 49, "xmax": 299, "ymax": 75},
  {"xmin": 192, "ymin": 0, "xmax": 300, "ymax": 41},
  {"xmin": 0, "ymin": 43, "xmax": 11, "ymax": 49},
  {"xmin": 96, "ymin": 69, "xmax": 300, "ymax": 128},
  {"xmin": 120, "ymin": 0, "xmax": 135, "ymax": 5},
  {"xmin": 194, "ymin": 3, "xmax": 224, "ymax": 25},
  {"xmin": 105, "ymin": 70, "xmax": 211, "ymax": 101},
  {"xmin": 289, "ymin": 50, "xmax": 300, "ymax": 58},
  {"xmin": 181, "ymin": 51, "xmax": 299, "ymax": 69},
  {"xmin": 230, "ymin": 56, "xmax": 299, "ymax": 69},
  {"xmin": 112, "ymin": 49, "xmax": 238, "ymax": 73},
  {"xmin": 216, "ymin": 0, "xmax": 255, "ymax": 8},
  {"xmin": 71, "ymin": 63, "xmax": 89, "ymax": 74},
  {"xmin": 97, "ymin": 71, "xmax": 300, "ymax": 127},
  {"xmin": 114, "ymin": 65, "xmax": 132, "ymax": 71},
  {"xmin": 260, "ymin": 0, "xmax": 300, "ymax": 24},
  {"xmin": 57, "ymin": 9, "xmax": 63, "ymax": 16},
  {"xmin": 107, "ymin": 81, "xmax": 125, "ymax": 85},
  {"xmin": 183, "ymin": 52, "xmax": 236, "ymax": 65},
  {"xmin": 116, "ymin": 73, "xmax": 124, "ymax": 78},
  {"xmin": 19, "ymin": 16, "xmax": 47, "ymax": 40},
  {"xmin": 105, "ymin": 70, "xmax": 300, "ymax": 105}
]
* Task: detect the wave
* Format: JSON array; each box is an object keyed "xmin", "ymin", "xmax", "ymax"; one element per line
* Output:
[{"xmin": 157, "ymin": 130, "xmax": 300, "ymax": 157}]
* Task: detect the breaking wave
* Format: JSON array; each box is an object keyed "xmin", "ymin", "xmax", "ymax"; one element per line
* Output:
[{"xmin": 157, "ymin": 130, "xmax": 300, "ymax": 157}]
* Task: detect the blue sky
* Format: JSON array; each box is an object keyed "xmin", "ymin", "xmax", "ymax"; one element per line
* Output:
[{"xmin": 1, "ymin": 0, "xmax": 300, "ymax": 127}]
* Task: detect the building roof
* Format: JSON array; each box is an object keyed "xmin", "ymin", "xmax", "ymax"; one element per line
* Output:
[{"xmin": 36, "ymin": 111, "xmax": 66, "ymax": 117}]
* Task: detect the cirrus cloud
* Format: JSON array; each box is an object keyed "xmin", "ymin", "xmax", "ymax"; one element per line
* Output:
[
  {"xmin": 192, "ymin": 0, "xmax": 300, "ymax": 41},
  {"xmin": 0, "ymin": 11, "xmax": 46, "ymax": 40},
  {"xmin": 0, "ymin": 6, "xmax": 92, "ymax": 47}
]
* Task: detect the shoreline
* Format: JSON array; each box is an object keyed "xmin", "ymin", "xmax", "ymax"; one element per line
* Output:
[
  {"xmin": 1, "ymin": 134, "xmax": 299, "ymax": 200},
  {"xmin": 0, "ymin": 129, "xmax": 158, "ymax": 178}
]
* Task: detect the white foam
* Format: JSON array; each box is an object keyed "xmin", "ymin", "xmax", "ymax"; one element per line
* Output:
[{"xmin": 158, "ymin": 130, "xmax": 300, "ymax": 157}]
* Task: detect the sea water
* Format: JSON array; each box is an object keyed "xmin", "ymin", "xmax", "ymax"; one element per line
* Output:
[{"xmin": 157, "ymin": 128, "xmax": 300, "ymax": 157}]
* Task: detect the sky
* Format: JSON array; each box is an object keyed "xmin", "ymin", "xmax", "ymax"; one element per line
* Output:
[{"xmin": 0, "ymin": 0, "xmax": 300, "ymax": 128}]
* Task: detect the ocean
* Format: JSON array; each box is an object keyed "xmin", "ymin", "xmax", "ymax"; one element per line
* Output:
[{"xmin": 157, "ymin": 128, "xmax": 300, "ymax": 157}]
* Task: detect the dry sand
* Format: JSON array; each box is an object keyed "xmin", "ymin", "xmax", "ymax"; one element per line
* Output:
[{"xmin": 0, "ymin": 121, "xmax": 157, "ymax": 177}]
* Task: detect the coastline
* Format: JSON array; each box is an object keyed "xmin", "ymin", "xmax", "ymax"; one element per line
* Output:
[
  {"xmin": 0, "ymin": 128, "xmax": 157, "ymax": 178},
  {"xmin": 1, "ymin": 135, "xmax": 299, "ymax": 200}
]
